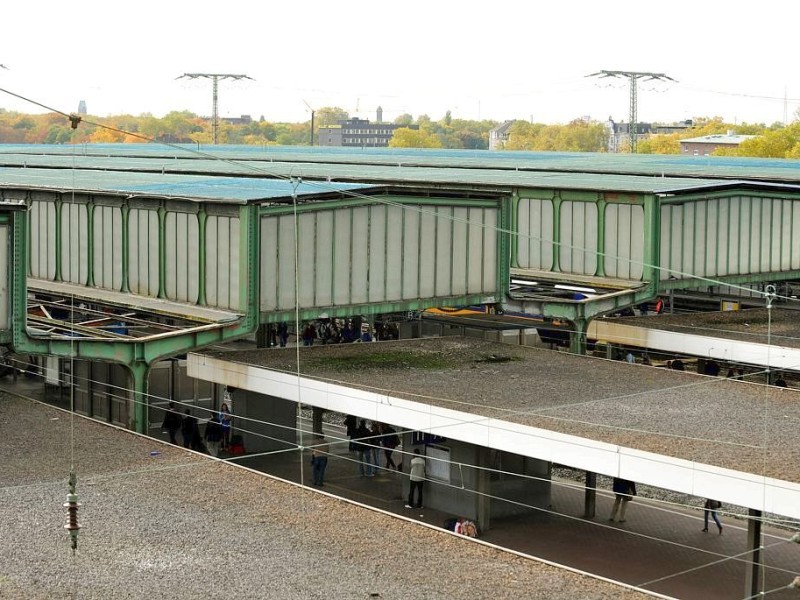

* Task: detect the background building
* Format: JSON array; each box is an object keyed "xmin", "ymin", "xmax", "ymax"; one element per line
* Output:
[{"xmin": 318, "ymin": 108, "xmax": 413, "ymax": 147}]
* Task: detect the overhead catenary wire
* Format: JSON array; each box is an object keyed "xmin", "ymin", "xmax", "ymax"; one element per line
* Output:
[
  {"xmin": 6, "ymin": 361, "xmax": 799, "ymax": 536},
  {"xmin": 2, "ymin": 87, "xmax": 799, "ymax": 593}
]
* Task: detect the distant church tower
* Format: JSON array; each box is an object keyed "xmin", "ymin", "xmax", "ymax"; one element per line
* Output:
[
  {"xmin": 376, "ymin": 106, "xmax": 383, "ymax": 123},
  {"xmin": 77, "ymin": 100, "xmax": 87, "ymax": 115}
]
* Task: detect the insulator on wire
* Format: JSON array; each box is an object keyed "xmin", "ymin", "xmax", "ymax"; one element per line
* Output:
[{"xmin": 64, "ymin": 469, "xmax": 81, "ymax": 552}]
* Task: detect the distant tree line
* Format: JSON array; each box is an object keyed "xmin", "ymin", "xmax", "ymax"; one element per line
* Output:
[{"xmin": 0, "ymin": 107, "xmax": 798, "ymax": 158}]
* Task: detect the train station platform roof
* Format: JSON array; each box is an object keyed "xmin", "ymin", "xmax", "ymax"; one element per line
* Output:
[
  {"xmin": 188, "ymin": 337, "xmax": 800, "ymax": 520},
  {"xmin": 2, "ymin": 145, "xmax": 800, "ymax": 196},
  {"xmin": 3, "ymin": 144, "xmax": 800, "ymax": 184},
  {"xmin": 0, "ymin": 165, "xmax": 378, "ymax": 204},
  {"xmin": 589, "ymin": 308, "xmax": 800, "ymax": 372}
]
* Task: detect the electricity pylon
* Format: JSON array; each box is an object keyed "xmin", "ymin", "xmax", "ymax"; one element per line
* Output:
[
  {"xmin": 587, "ymin": 70, "xmax": 676, "ymax": 152},
  {"xmin": 177, "ymin": 73, "xmax": 253, "ymax": 144}
]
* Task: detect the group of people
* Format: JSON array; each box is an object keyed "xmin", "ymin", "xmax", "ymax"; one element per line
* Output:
[
  {"xmin": 263, "ymin": 316, "xmax": 401, "ymax": 348},
  {"xmin": 345, "ymin": 417, "xmax": 402, "ymax": 477},
  {"xmin": 609, "ymin": 478, "xmax": 723, "ymax": 534},
  {"xmin": 161, "ymin": 401, "xmax": 233, "ymax": 457}
]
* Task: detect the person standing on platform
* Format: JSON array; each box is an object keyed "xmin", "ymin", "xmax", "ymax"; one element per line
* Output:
[
  {"xmin": 311, "ymin": 436, "xmax": 330, "ymax": 486},
  {"xmin": 220, "ymin": 402, "xmax": 233, "ymax": 450},
  {"xmin": 702, "ymin": 498, "xmax": 723, "ymax": 534},
  {"xmin": 181, "ymin": 409, "xmax": 201, "ymax": 450},
  {"xmin": 405, "ymin": 449, "xmax": 426, "ymax": 509},
  {"xmin": 369, "ymin": 421, "xmax": 382, "ymax": 472},
  {"xmin": 354, "ymin": 419, "xmax": 374, "ymax": 477},
  {"xmin": 609, "ymin": 478, "xmax": 636, "ymax": 523},
  {"xmin": 204, "ymin": 412, "xmax": 223, "ymax": 457},
  {"xmin": 162, "ymin": 402, "xmax": 182, "ymax": 445}
]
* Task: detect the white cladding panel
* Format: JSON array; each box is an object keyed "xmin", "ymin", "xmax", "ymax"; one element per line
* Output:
[
  {"xmin": 260, "ymin": 204, "xmax": 498, "ymax": 312},
  {"xmin": 604, "ymin": 204, "xmax": 644, "ymax": 280},
  {"xmin": 164, "ymin": 212, "xmax": 199, "ymax": 303},
  {"xmin": 350, "ymin": 207, "xmax": 370, "ymax": 304},
  {"xmin": 206, "ymin": 215, "xmax": 241, "ymax": 310},
  {"xmin": 93, "ymin": 205, "xmax": 123, "ymax": 291},
  {"xmin": 660, "ymin": 197, "xmax": 800, "ymax": 280},
  {"xmin": 315, "ymin": 211, "xmax": 334, "ymax": 306},
  {"xmin": 128, "ymin": 209, "xmax": 159, "ymax": 296},
  {"xmin": 61, "ymin": 203, "xmax": 89, "ymax": 285},
  {"xmin": 559, "ymin": 201, "xmax": 598, "ymax": 276},
  {"xmin": 368, "ymin": 206, "xmax": 387, "ymax": 303},
  {"xmin": 0, "ymin": 226, "xmax": 7, "ymax": 329},
  {"xmin": 29, "ymin": 200, "xmax": 56, "ymax": 279},
  {"xmin": 516, "ymin": 198, "xmax": 554, "ymax": 270}
]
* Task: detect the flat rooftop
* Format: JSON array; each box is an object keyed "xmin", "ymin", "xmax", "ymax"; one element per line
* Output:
[
  {"xmin": 0, "ymin": 393, "xmax": 648, "ymax": 600},
  {"xmin": 609, "ymin": 308, "xmax": 800, "ymax": 349},
  {"xmin": 207, "ymin": 337, "xmax": 800, "ymax": 485}
]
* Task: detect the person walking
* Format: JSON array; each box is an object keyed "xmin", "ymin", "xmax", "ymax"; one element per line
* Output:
[
  {"xmin": 204, "ymin": 412, "xmax": 223, "ymax": 457},
  {"xmin": 609, "ymin": 478, "xmax": 637, "ymax": 523},
  {"xmin": 310, "ymin": 436, "xmax": 330, "ymax": 486},
  {"xmin": 702, "ymin": 498, "xmax": 723, "ymax": 534},
  {"xmin": 382, "ymin": 424, "xmax": 399, "ymax": 470},
  {"xmin": 354, "ymin": 419, "xmax": 374, "ymax": 477},
  {"xmin": 161, "ymin": 402, "xmax": 183, "ymax": 445},
  {"xmin": 405, "ymin": 449, "xmax": 426, "ymax": 509}
]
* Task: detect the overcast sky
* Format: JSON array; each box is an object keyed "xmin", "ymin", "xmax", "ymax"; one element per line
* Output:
[{"xmin": 1, "ymin": 1, "xmax": 797, "ymax": 126}]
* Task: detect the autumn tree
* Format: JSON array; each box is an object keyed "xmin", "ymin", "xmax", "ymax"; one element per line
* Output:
[{"xmin": 389, "ymin": 127, "xmax": 443, "ymax": 148}]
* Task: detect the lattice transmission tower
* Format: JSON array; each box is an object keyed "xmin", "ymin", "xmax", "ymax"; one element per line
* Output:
[
  {"xmin": 177, "ymin": 73, "xmax": 253, "ymax": 144},
  {"xmin": 588, "ymin": 70, "xmax": 676, "ymax": 152}
]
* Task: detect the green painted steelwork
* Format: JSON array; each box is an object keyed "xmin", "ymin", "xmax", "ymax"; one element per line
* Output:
[{"xmin": 120, "ymin": 204, "xmax": 130, "ymax": 293}]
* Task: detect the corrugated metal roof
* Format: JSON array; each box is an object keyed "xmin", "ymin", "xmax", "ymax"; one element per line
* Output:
[
  {"xmin": 0, "ymin": 167, "xmax": 374, "ymax": 203},
  {"xmin": 0, "ymin": 144, "xmax": 799, "ymax": 196}
]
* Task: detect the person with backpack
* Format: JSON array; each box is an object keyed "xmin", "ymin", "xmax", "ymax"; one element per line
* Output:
[
  {"xmin": 703, "ymin": 498, "xmax": 723, "ymax": 534},
  {"xmin": 381, "ymin": 424, "xmax": 400, "ymax": 470}
]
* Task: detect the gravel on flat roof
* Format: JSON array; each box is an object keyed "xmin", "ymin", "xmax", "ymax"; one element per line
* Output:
[
  {"xmin": 610, "ymin": 308, "xmax": 800, "ymax": 349},
  {"xmin": 211, "ymin": 337, "xmax": 800, "ymax": 484},
  {"xmin": 0, "ymin": 394, "xmax": 652, "ymax": 600}
]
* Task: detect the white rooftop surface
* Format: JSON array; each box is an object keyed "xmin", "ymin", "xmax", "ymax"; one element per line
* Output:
[
  {"xmin": 189, "ymin": 338, "xmax": 800, "ymax": 520},
  {"xmin": 0, "ymin": 394, "xmax": 651, "ymax": 600}
]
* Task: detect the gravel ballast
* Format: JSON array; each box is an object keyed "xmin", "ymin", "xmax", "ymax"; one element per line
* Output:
[{"xmin": 0, "ymin": 394, "xmax": 653, "ymax": 600}]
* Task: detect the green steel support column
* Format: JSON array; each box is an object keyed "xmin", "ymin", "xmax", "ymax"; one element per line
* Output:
[
  {"xmin": 129, "ymin": 361, "xmax": 150, "ymax": 434},
  {"xmin": 552, "ymin": 193, "xmax": 562, "ymax": 273},
  {"xmin": 54, "ymin": 198, "xmax": 62, "ymax": 282},
  {"xmin": 197, "ymin": 207, "xmax": 207, "ymax": 305},
  {"xmin": 120, "ymin": 203, "xmax": 130, "ymax": 293},
  {"xmin": 497, "ymin": 195, "xmax": 513, "ymax": 299},
  {"xmin": 508, "ymin": 192, "xmax": 519, "ymax": 269},
  {"xmin": 569, "ymin": 316, "xmax": 588, "ymax": 355},
  {"xmin": 86, "ymin": 202, "xmax": 95, "ymax": 287},
  {"xmin": 642, "ymin": 194, "xmax": 661, "ymax": 292},
  {"xmin": 595, "ymin": 198, "xmax": 607, "ymax": 277},
  {"xmin": 11, "ymin": 211, "xmax": 28, "ymax": 351},
  {"xmin": 241, "ymin": 205, "xmax": 260, "ymax": 325},
  {"xmin": 157, "ymin": 206, "xmax": 167, "ymax": 299}
]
